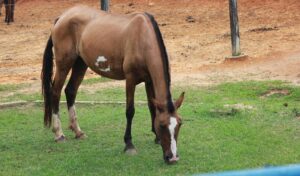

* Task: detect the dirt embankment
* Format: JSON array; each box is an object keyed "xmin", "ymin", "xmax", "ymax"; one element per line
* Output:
[{"xmin": 0, "ymin": 0, "xmax": 299, "ymax": 85}]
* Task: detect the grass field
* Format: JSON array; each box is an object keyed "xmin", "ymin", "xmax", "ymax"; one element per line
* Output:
[{"xmin": 0, "ymin": 80, "xmax": 300, "ymax": 175}]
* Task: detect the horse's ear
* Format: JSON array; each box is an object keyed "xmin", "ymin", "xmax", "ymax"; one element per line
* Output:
[
  {"xmin": 152, "ymin": 98, "xmax": 165, "ymax": 112},
  {"xmin": 175, "ymin": 92, "xmax": 185, "ymax": 110}
]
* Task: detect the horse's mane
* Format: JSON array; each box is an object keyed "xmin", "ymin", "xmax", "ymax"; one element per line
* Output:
[{"xmin": 144, "ymin": 12, "xmax": 175, "ymax": 113}]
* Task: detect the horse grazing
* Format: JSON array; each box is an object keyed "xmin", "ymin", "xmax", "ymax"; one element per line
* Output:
[
  {"xmin": 4, "ymin": 0, "xmax": 15, "ymax": 24},
  {"xmin": 42, "ymin": 6, "xmax": 185, "ymax": 164}
]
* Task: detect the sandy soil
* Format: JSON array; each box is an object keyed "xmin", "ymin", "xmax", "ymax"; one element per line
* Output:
[{"xmin": 0, "ymin": 0, "xmax": 299, "ymax": 87}]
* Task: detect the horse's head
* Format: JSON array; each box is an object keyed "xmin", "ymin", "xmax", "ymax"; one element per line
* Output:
[{"xmin": 153, "ymin": 92, "xmax": 185, "ymax": 164}]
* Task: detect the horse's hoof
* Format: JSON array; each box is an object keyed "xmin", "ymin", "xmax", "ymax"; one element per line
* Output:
[
  {"xmin": 75, "ymin": 132, "xmax": 87, "ymax": 139},
  {"xmin": 124, "ymin": 144, "xmax": 137, "ymax": 155},
  {"xmin": 55, "ymin": 135, "xmax": 66, "ymax": 142},
  {"xmin": 124, "ymin": 148, "xmax": 138, "ymax": 155}
]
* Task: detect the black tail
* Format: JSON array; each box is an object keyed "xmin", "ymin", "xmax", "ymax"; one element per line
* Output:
[{"xmin": 41, "ymin": 35, "xmax": 54, "ymax": 127}]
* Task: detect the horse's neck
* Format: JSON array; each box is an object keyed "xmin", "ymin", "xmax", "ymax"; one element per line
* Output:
[
  {"xmin": 153, "ymin": 77, "xmax": 168, "ymax": 103},
  {"xmin": 143, "ymin": 19, "xmax": 172, "ymax": 105},
  {"xmin": 147, "ymin": 58, "xmax": 170, "ymax": 104}
]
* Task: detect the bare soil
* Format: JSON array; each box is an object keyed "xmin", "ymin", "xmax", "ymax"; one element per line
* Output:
[{"xmin": 0, "ymin": 0, "xmax": 300, "ymax": 87}]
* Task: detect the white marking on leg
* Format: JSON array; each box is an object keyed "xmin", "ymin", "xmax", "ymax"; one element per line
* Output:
[
  {"xmin": 68, "ymin": 105, "xmax": 82, "ymax": 133},
  {"xmin": 68, "ymin": 105, "xmax": 76, "ymax": 120},
  {"xmin": 169, "ymin": 117, "xmax": 178, "ymax": 157},
  {"xmin": 52, "ymin": 113, "xmax": 64, "ymax": 139}
]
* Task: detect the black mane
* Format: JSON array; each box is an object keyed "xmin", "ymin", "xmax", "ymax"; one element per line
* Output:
[{"xmin": 145, "ymin": 12, "xmax": 175, "ymax": 113}]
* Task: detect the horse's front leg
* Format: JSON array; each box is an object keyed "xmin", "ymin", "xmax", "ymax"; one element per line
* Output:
[{"xmin": 123, "ymin": 76, "xmax": 137, "ymax": 155}]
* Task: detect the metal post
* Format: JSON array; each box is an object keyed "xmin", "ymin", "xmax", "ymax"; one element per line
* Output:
[
  {"xmin": 101, "ymin": 0, "xmax": 109, "ymax": 11},
  {"xmin": 229, "ymin": 0, "xmax": 241, "ymax": 56}
]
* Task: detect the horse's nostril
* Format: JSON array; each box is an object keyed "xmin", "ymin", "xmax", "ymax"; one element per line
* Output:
[
  {"xmin": 164, "ymin": 155, "xmax": 170, "ymax": 161},
  {"xmin": 164, "ymin": 153, "xmax": 174, "ymax": 162}
]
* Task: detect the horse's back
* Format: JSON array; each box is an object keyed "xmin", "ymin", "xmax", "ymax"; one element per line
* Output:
[
  {"xmin": 52, "ymin": 6, "xmax": 155, "ymax": 80},
  {"xmin": 51, "ymin": 6, "xmax": 100, "ymax": 44},
  {"xmin": 79, "ymin": 12, "xmax": 151, "ymax": 60},
  {"xmin": 78, "ymin": 10, "xmax": 153, "ymax": 80}
]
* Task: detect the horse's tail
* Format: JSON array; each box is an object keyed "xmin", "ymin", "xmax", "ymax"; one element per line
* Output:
[{"xmin": 41, "ymin": 35, "xmax": 54, "ymax": 127}]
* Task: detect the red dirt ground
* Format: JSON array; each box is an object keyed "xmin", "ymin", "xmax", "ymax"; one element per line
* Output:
[{"xmin": 0, "ymin": 0, "xmax": 299, "ymax": 86}]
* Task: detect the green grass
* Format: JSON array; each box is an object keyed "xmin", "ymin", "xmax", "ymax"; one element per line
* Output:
[
  {"xmin": 81, "ymin": 77, "xmax": 112, "ymax": 85},
  {"xmin": 0, "ymin": 83, "xmax": 26, "ymax": 92},
  {"xmin": 1, "ymin": 81, "xmax": 300, "ymax": 175}
]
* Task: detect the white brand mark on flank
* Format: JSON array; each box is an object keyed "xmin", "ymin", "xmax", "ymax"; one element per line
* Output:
[
  {"xmin": 99, "ymin": 66, "xmax": 111, "ymax": 72},
  {"xmin": 169, "ymin": 117, "xmax": 178, "ymax": 157},
  {"xmin": 97, "ymin": 56, "xmax": 107, "ymax": 62},
  {"xmin": 95, "ymin": 56, "xmax": 107, "ymax": 67},
  {"xmin": 95, "ymin": 56, "xmax": 110, "ymax": 72}
]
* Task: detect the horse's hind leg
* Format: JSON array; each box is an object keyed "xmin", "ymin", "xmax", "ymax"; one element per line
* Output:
[
  {"xmin": 65, "ymin": 56, "xmax": 87, "ymax": 139},
  {"xmin": 52, "ymin": 58, "xmax": 74, "ymax": 142}
]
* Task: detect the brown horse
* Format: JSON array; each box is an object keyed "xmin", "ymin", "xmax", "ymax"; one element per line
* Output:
[{"xmin": 42, "ymin": 6, "xmax": 185, "ymax": 164}]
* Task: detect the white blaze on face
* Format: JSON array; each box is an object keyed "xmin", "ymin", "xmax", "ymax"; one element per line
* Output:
[
  {"xmin": 168, "ymin": 117, "xmax": 178, "ymax": 157},
  {"xmin": 95, "ymin": 56, "xmax": 110, "ymax": 72}
]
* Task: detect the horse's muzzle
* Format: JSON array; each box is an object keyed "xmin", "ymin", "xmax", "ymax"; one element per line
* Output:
[{"xmin": 164, "ymin": 154, "xmax": 179, "ymax": 164}]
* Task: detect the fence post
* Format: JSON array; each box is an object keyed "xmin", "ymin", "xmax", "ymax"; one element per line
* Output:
[
  {"xmin": 101, "ymin": 0, "xmax": 109, "ymax": 11},
  {"xmin": 226, "ymin": 0, "xmax": 247, "ymax": 61},
  {"xmin": 229, "ymin": 0, "xmax": 241, "ymax": 56}
]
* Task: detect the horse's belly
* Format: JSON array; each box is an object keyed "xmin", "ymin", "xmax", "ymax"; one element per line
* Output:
[{"xmin": 89, "ymin": 67, "xmax": 125, "ymax": 80}]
